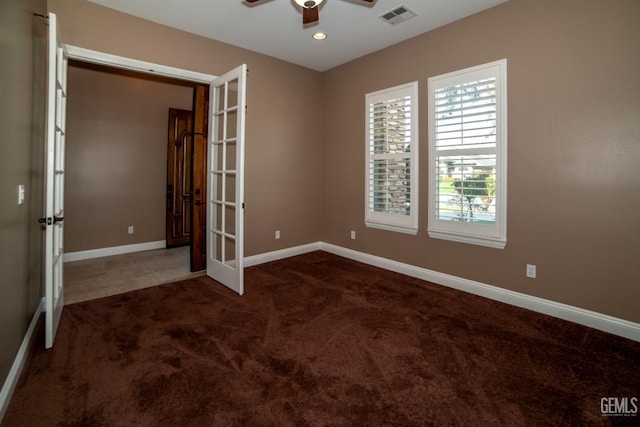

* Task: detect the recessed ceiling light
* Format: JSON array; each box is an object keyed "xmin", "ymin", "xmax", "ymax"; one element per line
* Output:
[{"xmin": 313, "ymin": 32, "xmax": 327, "ymax": 40}]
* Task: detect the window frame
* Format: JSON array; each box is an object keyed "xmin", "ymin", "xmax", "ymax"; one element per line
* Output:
[
  {"xmin": 364, "ymin": 81, "xmax": 419, "ymax": 235},
  {"xmin": 427, "ymin": 59, "xmax": 507, "ymax": 249}
]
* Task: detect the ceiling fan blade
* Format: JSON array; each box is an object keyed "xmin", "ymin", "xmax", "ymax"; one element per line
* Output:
[
  {"xmin": 303, "ymin": 6, "xmax": 319, "ymax": 24},
  {"xmin": 245, "ymin": 0, "xmax": 262, "ymax": 3}
]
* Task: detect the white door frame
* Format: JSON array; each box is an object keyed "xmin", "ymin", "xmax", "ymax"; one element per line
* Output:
[{"xmin": 66, "ymin": 46, "xmax": 215, "ymax": 84}]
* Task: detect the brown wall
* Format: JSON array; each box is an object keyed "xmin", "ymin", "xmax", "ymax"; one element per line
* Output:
[
  {"xmin": 49, "ymin": 0, "xmax": 325, "ymax": 257},
  {"xmin": 47, "ymin": 0, "xmax": 640, "ymax": 325},
  {"xmin": 65, "ymin": 62, "xmax": 193, "ymax": 252},
  {"xmin": 322, "ymin": 0, "xmax": 640, "ymax": 323},
  {"xmin": 0, "ymin": 0, "xmax": 47, "ymax": 392}
]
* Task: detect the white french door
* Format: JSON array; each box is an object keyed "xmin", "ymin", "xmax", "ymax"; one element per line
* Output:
[
  {"xmin": 44, "ymin": 12, "xmax": 68, "ymax": 349},
  {"xmin": 206, "ymin": 64, "xmax": 247, "ymax": 295}
]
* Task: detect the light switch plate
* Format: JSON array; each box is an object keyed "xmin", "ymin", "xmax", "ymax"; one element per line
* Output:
[{"xmin": 18, "ymin": 185, "xmax": 25, "ymax": 205}]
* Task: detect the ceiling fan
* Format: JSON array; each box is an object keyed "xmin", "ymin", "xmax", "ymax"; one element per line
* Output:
[{"xmin": 246, "ymin": 0, "xmax": 375, "ymax": 25}]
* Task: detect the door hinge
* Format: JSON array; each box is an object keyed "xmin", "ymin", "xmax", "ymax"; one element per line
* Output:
[{"xmin": 39, "ymin": 217, "xmax": 52, "ymax": 225}]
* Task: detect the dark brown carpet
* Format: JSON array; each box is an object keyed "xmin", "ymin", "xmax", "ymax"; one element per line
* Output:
[{"xmin": 3, "ymin": 251, "xmax": 639, "ymax": 426}]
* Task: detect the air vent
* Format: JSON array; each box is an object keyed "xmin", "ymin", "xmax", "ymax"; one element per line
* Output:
[{"xmin": 380, "ymin": 5, "xmax": 417, "ymax": 25}]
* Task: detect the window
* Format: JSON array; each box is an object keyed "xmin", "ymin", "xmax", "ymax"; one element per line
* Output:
[
  {"xmin": 428, "ymin": 59, "xmax": 507, "ymax": 248},
  {"xmin": 365, "ymin": 82, "xmax": 419, "ymax": 234}
]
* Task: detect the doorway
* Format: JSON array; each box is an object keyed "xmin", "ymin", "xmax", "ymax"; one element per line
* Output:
[
  {"xmin": 165, "ymin": 92, "xmax": 209, "ymax": 275},
  {"xmin": 62, "ymin": 47, "xmax": 246, "ymax": 282},
  {"xmin": 166, "ymin": 108, "xmax": 193, "ymax": 249},
  {"xmin": 64, "ymin": 59, "xmax": 199, "ymax": 267},
  {"xmin": 63, "ymin": 61, "xmax": 202, "ymax": 301},
  {"xmin": 64, "ymin": 45, "xmax": 219, "ymax": 285}
]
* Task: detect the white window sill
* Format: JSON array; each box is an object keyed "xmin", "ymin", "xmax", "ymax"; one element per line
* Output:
[
  {"xmin": 428, "ymin": 229, "xmax": 506, "ymax": 249},
  {"xmin": 365, "ymin": 220, "xmax": 418, "ymax": 235}
]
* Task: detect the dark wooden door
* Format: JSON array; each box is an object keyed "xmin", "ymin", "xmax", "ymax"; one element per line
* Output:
[
  {"xmin": 166, "ymin": 108, "xmax": 193, "ymax": 248},
  {"xmin": 191, "ymin": 84, "xmax": 209, "ymax": 271}
]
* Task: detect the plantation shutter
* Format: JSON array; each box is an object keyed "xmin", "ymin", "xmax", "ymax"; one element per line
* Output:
[
  {"xmin": 428, "ymin": 59, "xmax": 507, "ymax": 249},
  {"xmin": 365, "ymin": 82, "xmax": 418, "ymax": 234},
  {"xmin": 369, "ymin": 95, "xmax": 412, "ymax": 215},
  {"xmin": 433, "ymin": 77, "xmax": 498, "ymax": 223}
]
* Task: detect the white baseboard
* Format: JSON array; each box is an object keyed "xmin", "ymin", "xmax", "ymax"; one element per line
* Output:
[
  {"xmin": 0, "ymin": 298, "xmax": 44, "ymax": 424},
  {"xmin": 64, "ymin": 240, "xmax": 167, "ymax": 263},
  {"xmin": 242, "ymin": 241, "xmax": 640, "ymax": 342},
  {"xmin": 318, "ymin": 243, "xmax": 640, "ymax": 343},
  {"xmin": 244, "ymin": 242, "xmax": 321, "ymax": 267}
]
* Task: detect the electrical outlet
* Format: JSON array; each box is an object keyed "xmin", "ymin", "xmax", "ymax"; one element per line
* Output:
[
  {"xmin": 526, "ymin": 264, "xmax": 536, "ymax": 279},
  {"xmin": 275, "ymin": 230, "xmax": 280, "ymax": 240},
  {"xmin": 128, "ymin": 226, "xmax": 134, "ymax": 234},
  {"xmin": 350, "ymin": 230, "xmax": 356, "ymax": 240}
]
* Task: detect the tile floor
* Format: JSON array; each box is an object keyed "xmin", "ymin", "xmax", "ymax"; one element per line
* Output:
[{"xmin": 64, "ymin": 246, "xmax": 205, "ymax": 305}]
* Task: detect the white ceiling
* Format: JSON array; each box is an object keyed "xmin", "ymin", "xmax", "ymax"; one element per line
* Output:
[{"xmin": 88, "ymin": 0, "xmax": 509, "ymax": 72}]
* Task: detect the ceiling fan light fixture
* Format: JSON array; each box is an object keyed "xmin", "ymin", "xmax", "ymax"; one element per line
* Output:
[{"xmin": 294, "ymin": 0, "xmax": 324, "ymax": 8}]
